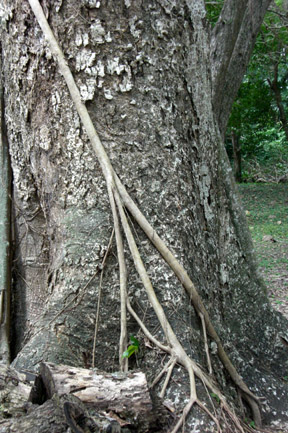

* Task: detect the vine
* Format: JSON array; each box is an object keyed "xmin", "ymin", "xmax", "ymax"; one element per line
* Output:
[{"xmin": 28, "ymin": 1, "xmax": 262, "ymax": 431}]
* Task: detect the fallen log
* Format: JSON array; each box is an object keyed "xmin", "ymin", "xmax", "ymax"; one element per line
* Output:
[
  {"xmin": 0, "ymin": 364, "xmax": 31, "ymax": 419},
  {"xmin": 39, "ymin": 362, "xmax": 152, "ymax": 420},
  {"xmin": 0, "ymin": 394, "xmax": 72, "ymax": 433},
  {"xmin": 0, "ymin": 363, "xmax": 171, "ymax": 432},
  {"xmin": 37, "ymin": 362, "xmax": 162, "ymax": 431}
]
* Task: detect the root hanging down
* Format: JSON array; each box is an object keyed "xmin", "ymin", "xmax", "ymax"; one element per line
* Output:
[
  {"xmin": 114, "ymin": 187, "xmax": 248, "ymax": 433},
  {"xmin": 28, "ymin": 1, "xmax": 262, "ymax": 431},
  {"xmin": 92, "ymin": 228, "xmax": 115, "ymax": 369},
  {"xmin": 107, "ymin": 186, "xmax": 128, "ymax": 373}
]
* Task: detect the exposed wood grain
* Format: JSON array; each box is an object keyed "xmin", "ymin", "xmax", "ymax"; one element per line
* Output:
[{"xmin": 40, "ymin": 362, "xmax": 152, "ymax": 418}]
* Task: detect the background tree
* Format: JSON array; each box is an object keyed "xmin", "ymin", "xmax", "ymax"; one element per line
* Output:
[
  {"xmin": 264, "ymin": 0, "xmax": 288, "ymax": 140},
  {"xmin": 1, "ymin": 1, "xmax": 288, "ymax": 432},
  {"xmin": 226, "ymin": 0, "xmax": 288, "ymax": 182},
  {"xmin": 227, "ymin": 74, "xmax": 283, "ymax": 182}
]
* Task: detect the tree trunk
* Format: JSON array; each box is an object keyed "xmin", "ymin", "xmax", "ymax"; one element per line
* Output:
[
  {"xmin": 232, "ymin": 130, "xmax": 242, "ymax": 182},
  {"xmin": 268, "ymin": 62, "xmax": 288, "ymax": 142},
  {"xmin": 211, "ymin": 0, "xmax": 272, "ymax": 136},
  {"xmin": 1, "ymin": 0, "xmax": 288, "ymax": 432}
]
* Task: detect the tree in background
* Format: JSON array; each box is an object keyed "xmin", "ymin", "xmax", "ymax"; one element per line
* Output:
[
  {"xmin": 227, "ymin": 0, "xmax": 288, "ymax": 182},
  {"xmin": 1, "ymin": 1, "xmax": 288, "ymax": 432},
  {"xmin": 264, "ymin": 0, "xmax": 288, "ymax": 140}
]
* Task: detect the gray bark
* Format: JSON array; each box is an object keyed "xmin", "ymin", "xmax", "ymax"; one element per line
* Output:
[
  {"xmin": 0, "ymin": 0, "xmax": 288, "ymax": 431},
  {"xmin": 0, "ymin": 391, "xmax": 78, "ymax": 433},
  {"xmin": 0, "ymin": 364, "xmax": 32, "ymax": 419}
]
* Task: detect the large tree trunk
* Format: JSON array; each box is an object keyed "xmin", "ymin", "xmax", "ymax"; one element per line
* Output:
[{"xmin": 1, "ymin": 0, "xmax": 287, "ymax": 432}]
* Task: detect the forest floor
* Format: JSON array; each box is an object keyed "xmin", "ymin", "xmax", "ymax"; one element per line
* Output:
[{"xmin": 238, "ymin": 183, "xmax": 288, "ymax": 319}]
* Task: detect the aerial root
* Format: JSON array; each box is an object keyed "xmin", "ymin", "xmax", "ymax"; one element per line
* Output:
[
  {"xmin": 199, "ymin": 312, "xmax": 213, "ymax": 375},
  {"xmin": 150, "ymin": 355, "xmax": 178, "ymax": 398},
  {"xmin": 92, "ymin": 227, "xmax": 115, "ymax": 368},
  {"xmin": 114, "ymin": 175, "xmax": 261, "ymax": 424},
  {"xmin": 108, "ymin": 185, "xmax": 128, "ymax": 372},
  {"xmin": 151, "ymin": 356, "xmax": 177, "ymax": 389},
  {"xmin": 196, "ymin": 399, "xmax": 222, "ymax": 433},
  {"xmin": 159, "ymin": 358, "xmax": 177, "ymax": 399},
  {"xmin": 112, "ymin": 186, "xmax": 258, "ymax": 433},
  {"xmin": 240, "ymin": 392, "xmax": 262, "ymax": 429},
  {"xmin": 112, "ymin": 193, "xmax": 250, "ymax": 432},
  {"xmin": 170, "ymin": 398, "xmax": 197, "ymax": 433}
]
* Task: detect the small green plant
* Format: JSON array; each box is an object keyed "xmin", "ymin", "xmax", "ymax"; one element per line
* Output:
[
  {"xmin": 210, "ymin": 393, "xmax": 220, "ymax": 404},
  {"xmin": 245, "ymin": 418, "xmax": 256, "ymax": 429},
  {"xmin": 122, "ymin": 335, "xmax": 140, "ymax": 359}
]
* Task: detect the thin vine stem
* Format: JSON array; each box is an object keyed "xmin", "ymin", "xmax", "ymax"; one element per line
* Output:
[
  {"xmin": 108, "ymin": 186, "xmax": 128, "ymax": 372},
  {"xmin": 92, "ymin": 228, "xmax": 114, "ymax": 368}
]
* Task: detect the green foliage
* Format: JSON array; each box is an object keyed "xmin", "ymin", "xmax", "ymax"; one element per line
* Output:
[
  {"xmin": 226, "ymin": 2, "xmax": 288, "ymax": 182},
  {"xmin": 122, "ymin": 335, "xmax": 140, "ymax": 359},
  {"xmin": 204, "ymin": 0, "xmax": 223, "ymax": 26},
  {"xmin": 210, "ymin": 392, "xmax": 220, "ymax": 404},
  {"xmin": 204, "ymin": 1, "xmax": 288, "ymax": 182},
  {"xmin": 245, "ymin": 419, "xmax": 256, "ymax": 429}
]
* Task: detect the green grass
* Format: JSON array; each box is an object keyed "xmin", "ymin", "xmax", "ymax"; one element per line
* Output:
[
  {"xmin": 238, "ymin": 183, "xmax": 288, "ymax": 305},
  {"xmin": 238, "ymin": 183, "xmax": 288, "ymax": 242}
]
